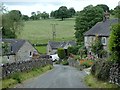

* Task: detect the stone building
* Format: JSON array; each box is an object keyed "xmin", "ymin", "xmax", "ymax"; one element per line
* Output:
[
  {"xmin": 2, "ymin": 39, "xmax": 38, "ymax": 64},
  {"xmin": 47, "ymin": 41, "xmax": 76, "ymax": 55},
  {"xmin": 84, "ymin": 18, "xmax": 118, "ymax": 53}
]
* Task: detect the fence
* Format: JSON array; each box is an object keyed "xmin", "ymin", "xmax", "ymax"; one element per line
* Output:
[{"xmin": 1, "ymin": 59, "xmax": 53, "ymax": 78}]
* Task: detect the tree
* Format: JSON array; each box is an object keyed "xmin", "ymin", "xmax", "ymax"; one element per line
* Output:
[
  {"xmin": 67, "ymin": 46, "xmax": 79, "ymax": 55},
  {"xmin": 22, "ymin": 15, "xmax": 29, "ymax": 21},
  {"xmin": 2, "ymin": 42, "xmax": 9, "ymax": 55},
  {"xmin": 53, "ymin": 10, "xmax": 59, "ymax": 18},
  {"xmin": 2, "ymin": 10, "xmax": 24, "ymax": 38},
  {"xmin": 96, "ymin": 4, "xmax": 109, "ymax": 12},
  {"xmin": 68, "ymin": 7, "xmax": 76, "ymax": 17},
  {"xmin": 50, "ymin": 6, "xmax": 75, "ymax": 19},
  {"xmin": 74, "ymin": 5, "xmax": 104, "ymax": 44},
  {"xmin": 9, "ymin": 10, "xmax": 22, "ymax": 22},
  {"xmin": 41, "ymin": 12, "xmax": 49, "ymax": 19},
  {"xmin": 30, "ymin": 12, "xmax": 38, "ymax": 20},
  {"xmin": 113, "ymin": 6, "xmax": 120, "ymax": 18},
  {"xmin": 2, "ymin": 13, "xmax": 16, "ymax": 38},
  {"xmin": 0, "ymin": 3, "xmax": 8, "ymax": 14},
  {"xmin": 58, "ymin": 6, "xmax": 69, "ymax": 20},
  {"xmin": 110, "ymin": 9, "xmax": 114, "ymax": 15},
  {"xmin": 109, "ymin": 24, "xmax": 120, "ymax": 62},
  {"xmin": 57, "ymin": 48, "xmax": 66, "ymax": 59},
  {"xmin": 50, "ymin": 11, "xmax": 55, "ymax": 18},
  {"xmin": 36, "ymin": 11, "xmax": 41, "ymax": 20},
  {"xmin": 91, "ymin": 35, "xmax": 103, "ymax": 58},
  {"xmin": 31, "ymin": 12, "xmax": 36, "ymax": 16}
]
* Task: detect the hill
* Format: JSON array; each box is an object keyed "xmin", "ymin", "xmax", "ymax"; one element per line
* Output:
[{"xmin": 18, "ymin": 18, "xmax": 75, "ymax": 44}]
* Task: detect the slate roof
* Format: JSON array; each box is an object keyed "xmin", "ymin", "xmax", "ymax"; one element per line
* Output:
[
  {"xmin": 84, "ymin": 19, "xmax": 118, "ymax": 37},
  {"xmin": 2, "ymin": 39, "xmax": 26, "ymax": 55},
  {"xmin": 48, "ymin": 41, "xmax": 76, "ymax": 49}
]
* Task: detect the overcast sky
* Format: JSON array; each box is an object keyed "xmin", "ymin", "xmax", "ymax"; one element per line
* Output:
[{"xmin": 1, "ymin": 0, "xmax": 120, "ymax": 16}]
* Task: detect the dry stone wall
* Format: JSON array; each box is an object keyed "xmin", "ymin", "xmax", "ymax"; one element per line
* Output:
[
  {"xmin": 109, "ymin": 63, "xmax": 120, "ymax": 86},
  {"xmin": 1, "ymin": 59, "xmax": 53, "ymax": 78}
]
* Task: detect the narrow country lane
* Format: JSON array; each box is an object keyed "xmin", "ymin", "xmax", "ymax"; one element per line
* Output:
[{"xmin": 15, "ymin": 64, "xmax": 88, "ymax": 88}]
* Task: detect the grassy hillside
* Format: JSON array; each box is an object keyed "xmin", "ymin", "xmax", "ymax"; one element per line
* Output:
[{"xmin": 18, "ymin": 18, "xmax": 75, "ymax": 44}]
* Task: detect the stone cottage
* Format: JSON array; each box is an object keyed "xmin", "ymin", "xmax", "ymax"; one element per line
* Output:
[
  {"xmin": 2, "ymin": 39, "xmax": 38, "ymax": 63},
  {"xmin": 84, "ymin": 18, "xmax": 118, "ymax": 53},
  {"xmin": 47, "ymin": 41, "xmax": 76, "ymax": 55}
]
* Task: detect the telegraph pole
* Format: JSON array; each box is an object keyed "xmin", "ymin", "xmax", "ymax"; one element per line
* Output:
[{"xmin": 51, "ymin": 23, "xmax": 58, "ymax": 41}]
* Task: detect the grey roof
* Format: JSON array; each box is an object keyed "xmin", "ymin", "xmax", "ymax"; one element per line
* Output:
[
  {"xmin": 84, "ymin": 19, "xmax": 118, "ymax": 36},
  {"xmin": 48, "ymin": 41, "xmax": 76, "ymax": 49},
  {"xmin": 2, "ymin": 39, "xmax": 26, "ymax": 55}
]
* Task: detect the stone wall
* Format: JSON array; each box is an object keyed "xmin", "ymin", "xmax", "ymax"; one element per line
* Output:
[
  {"xmin": 109, "ymin": 63, "xmax": 120, "ymax": 86},
  {"xmin": 1, "ymin": 59, "xmax": 53, "ymax": 78},
  {"xmin": 91, "ymin": 59, "xmax": 120, "ymax": 87},
  {"xmin": 68, "ymin": 57, "xmax": 80, "ymax": 68}
]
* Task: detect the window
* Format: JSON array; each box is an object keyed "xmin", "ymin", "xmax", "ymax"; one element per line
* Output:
[
  {"xmin": 30, "ymin": 51, "xmax": 32, "ymax": 56},
  {"xmin": 102, "ymin": 37, "xmax": 106, "ymax": 45},
  {"xmin": 29, "ymin": 51, "xmax": 32, "ymax": 57},
  {"xmin": 7, "ymin": 56, "xmax": 9, "ymax": 61}
]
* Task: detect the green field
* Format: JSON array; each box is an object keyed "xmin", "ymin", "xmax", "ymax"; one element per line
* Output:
[
  {"xmin": 18, "ymin": 18, "xmax": 75, "ymax": 44},
  {"xmin": 35, "ymin": 46, "xmax": 47, "ymax": 54}
]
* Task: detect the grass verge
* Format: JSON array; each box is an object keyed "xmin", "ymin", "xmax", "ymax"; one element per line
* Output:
[
  {"xmin": 1, "ymin": 65, "xmax": 53, "ymax": 89},
  {"xmin": 84, "ymin": 74, "xmax": 120, "ymax": 88}
]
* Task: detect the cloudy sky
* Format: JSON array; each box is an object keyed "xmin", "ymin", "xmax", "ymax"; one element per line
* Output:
[{"xmin": 1, "ymin": 0, "xmax": 120, "ymax": 16}]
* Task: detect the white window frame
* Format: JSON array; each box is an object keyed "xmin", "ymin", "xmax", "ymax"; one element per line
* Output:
[{"xmin": 102, "ymin": 37, "xmax": 106, "ymax": 45}]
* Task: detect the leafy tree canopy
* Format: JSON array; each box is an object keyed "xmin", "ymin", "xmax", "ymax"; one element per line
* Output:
[
  {"xmin": 109, "ymin": 24, "xmax": 120, "ymax": 62},
  {"xmin": 74, "ymin": 5, "xmax": 104, "ymax": 44},
  {"xmin": 50, "ymin": 6, "xmax": 76, "ymax": 20},
  {"xmin": 57, "ymin": 48, "xmax": 66, "ymax": 59},
  {"xmin": 2, "ymin": 10, "xmax": 23, "ymax": 38},
  {"xmin": 22, "ymin": 15, "xmax": 29, "ymax": 21},
  {"xmin": 96, "ymin": 4, "xmax": 109, "ymax": 12}
]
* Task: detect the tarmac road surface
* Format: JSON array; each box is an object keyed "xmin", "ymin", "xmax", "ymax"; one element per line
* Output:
[{"xmin": 15, "ymin": 64, "xmax": 88, "ymax": 88}]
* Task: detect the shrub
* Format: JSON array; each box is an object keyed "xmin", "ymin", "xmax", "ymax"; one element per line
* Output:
[
  {"xmin": 91, "ymin": 59, "xmax": 112, "ymax": 81},
  {"xmin": 11, "ymin": 73, "xmax": 22, "ymax": 83},
  {"xmin": 80, "ymin": 59, "xmax": 94, "ymax": 68},
  {"xmin": 91, "ymin": 36, "xmax": 103, "ymax": 58},
  {"xmin": 62, "ymin": 60, "xmax": 69, "ymax": 65},
  {"xmin": 109, "ymin": 24, "xmax": 120, "ymax": 62},
  {"xmin": 78, "ymin": 46, "xmax": 87, "ymax": 59},
  {"xmin": 67, "ymin": 46, "xmax": 79, "ymax": 55},
  {"xmin": 55, "ymin": 60, "xmax": 60, "ymax": 64},
  {"xmin": 74, "ymin": 55, "xmax": 80, "ymax": 61},
  {"xmin": 57, "ymin": 48, "xmax": 66, "ymax": 59}
]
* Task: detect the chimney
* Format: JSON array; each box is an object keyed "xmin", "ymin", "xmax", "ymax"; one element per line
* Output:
[{"xmin": 103, "ymin": 11, "xmax": 110, "ymax": 22}]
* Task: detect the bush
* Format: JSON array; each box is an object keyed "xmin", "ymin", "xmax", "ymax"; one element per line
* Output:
[
  {"xmin": 67, "ymin": 46, "xmax": 80, "ymax": 55},
  {"xmin": 62, "ymin": 60, "xmax": 69, "ymax": 65},
  {"xmin": 91, "ymin": 59, "xmax": 112, "ymax": 81},
  {"xmin": 91, "ymin": 36, "xmax": 103, "ymax": 58},
  {"xmin": 109, "ymin": 24, "xmax": 120, "ymax": 62},
  {"xmin": 74, "ymin": 55, "xmax": 80, "ymax": 61},
  {"xmin": 80, "ymin": 59, "xmax": 94, "ymax": 68},
  {"xmin": 78, "ymin": 46, "xmax": 87, "ymax": 59},
  {"xmin": 11, "ymin": 73, "xmax": 22, "ymax": 83},
  {"xmin": 55, "ymin": 60, "xmax": 60, "ymax": 64},
  {"xmin": 57, "ymin": 48, "xmax": 66, "ymax": 59}
]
